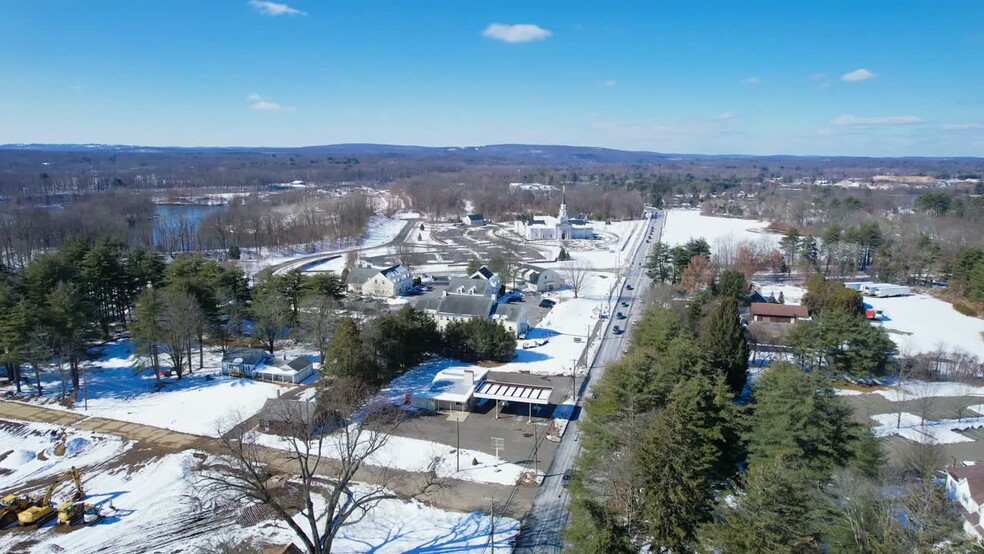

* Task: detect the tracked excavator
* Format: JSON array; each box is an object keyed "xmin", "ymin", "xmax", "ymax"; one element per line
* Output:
[
  {"xmin": 0, "ymin": 494, "xmax": 34, "ymax": 528},
  {"xmin": 18, "ymin": 467, "xmax": 83, "ymax": 526}
]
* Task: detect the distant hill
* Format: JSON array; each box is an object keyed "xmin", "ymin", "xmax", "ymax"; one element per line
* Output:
[{"xmin": 1, "ymin": 142, "xmax": 980, "ymax": 164}]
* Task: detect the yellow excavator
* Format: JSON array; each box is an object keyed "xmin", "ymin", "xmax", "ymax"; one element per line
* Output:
[
  {"xmin": 18, "ymin": 467, "xmax": 84, "ymax": 527},
  {"xmin": 0, "ymin": 494, "xmax": 34, "ymax": 528}
]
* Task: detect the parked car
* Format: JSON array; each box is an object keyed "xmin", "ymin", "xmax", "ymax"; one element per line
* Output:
[
  {"xmin": 539, "ymin": 299, "xmax": 556, "ymax": 309},
  {"xmin": 616, "ymin": 312, "xmax": 626, "ymax": 319}
]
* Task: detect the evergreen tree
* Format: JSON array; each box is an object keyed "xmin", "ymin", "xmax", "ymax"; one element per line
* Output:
[
  {"xmin": 745, "ymin": 363, "xmax": 859, "ymax": 480},
  {"xmin": 700, "ymin": 297, "xmax": 749, "ymax": 396},
  {"xmin": 701, "ymin": 459, "xmax": 823, "ymax": 554},
  {"xmin": 716, "ymin": 269, "xmax": 747, "ymax": 301},
  {"xmin": 322, "ymin": 318, "xmax": 377, "ymax": 384},
  {"xmin": 566, "ymin": 499, "xmax": 635, "ymax": 554},
  {"xmin": 634, "ymin": 379, "xmax": 720, "ymax": 552}
]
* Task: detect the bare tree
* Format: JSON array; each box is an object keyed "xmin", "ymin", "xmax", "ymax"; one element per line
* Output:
[
  {"xmin": 200, "ymin": 379, "xmax": 441, "ymax": 554},
  {"xmin": 300, "ymin": 294, "xmax": 340, "ymax": 365},
  {"xmin": 392, "ymin": 242, "xmax": 416, "ymax": 275},
  {"xmin": 158, "ymin": 287, "xmax": 202, "ymax": 379},
  {"xmin": 562, "ymin": 261, "xmax": 591, "ymax": 299}
]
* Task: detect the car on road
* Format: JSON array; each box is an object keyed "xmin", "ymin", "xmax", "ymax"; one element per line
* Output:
[
  {"xmin": 612, "ymin": 325, "xmax": 623, "ymax": 335},
  {"xmin": 538, "ymin": 299, "xmax": 556, "ymax": 309},
  {"xmin": 616, "ymin": 312, "xmax": 626, "ymax": 319},
  {"xmin": 620, "ymin": 301, "xmax": 629, "ymax": 307},
  {"xmin": 626, "ymin": 284, "xmax": 634, "ymax": 290},
  {"xmin": 562, "ymin": 469, "xmax": 573, "ymax": 487}
]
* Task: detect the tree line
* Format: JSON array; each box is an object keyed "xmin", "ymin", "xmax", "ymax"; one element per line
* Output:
[{"xmin": 567, "ymin": 280, "xmax": 971, "ymax": 553}]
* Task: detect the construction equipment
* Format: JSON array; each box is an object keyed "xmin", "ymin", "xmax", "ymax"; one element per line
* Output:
[
  {"xmin": 0, "ymin": 494, "xmax": 33, "ymax": 528},
  {"xmin": 18, "ymin": 467, "xmax": 84, "ymax": 526},
  {"xmin": 57, "ymin": 502, "xmax": 99, "ymax": 525}
]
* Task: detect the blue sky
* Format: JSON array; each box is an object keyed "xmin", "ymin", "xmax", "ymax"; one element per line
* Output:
[{"xmin": 1, "ymin": 1, "xmax": 982, "ymax": 156}]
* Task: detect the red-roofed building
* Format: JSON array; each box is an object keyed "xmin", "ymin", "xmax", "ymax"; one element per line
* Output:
[
  {"xmin": 748, "ymin": 302, "xmax": 810, "ymax": 324},
  {"xmin": 946, "ymin": 463, "xmax": 984, "ymax": 541}
]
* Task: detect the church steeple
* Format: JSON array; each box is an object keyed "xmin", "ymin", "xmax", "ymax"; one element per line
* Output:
[{"xmin": 558, "ymin": 186, "xmax": 569, "ymax": 222}]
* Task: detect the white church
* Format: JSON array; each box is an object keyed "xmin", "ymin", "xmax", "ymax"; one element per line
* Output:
[{"xmin": 513, "ymin": 187, "xmax": 594, "ymax": 241}]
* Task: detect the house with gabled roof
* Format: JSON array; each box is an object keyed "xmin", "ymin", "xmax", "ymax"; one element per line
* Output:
[
  {"xmin": 345, "ymin": 264, "xmax": 413, "ymax": 298},
  {"xmin": 947, "ymin": 463, "xmax": 984, "ymax": 542}
]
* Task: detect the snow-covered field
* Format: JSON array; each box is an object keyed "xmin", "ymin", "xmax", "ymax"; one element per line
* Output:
[
  {"xmin": 870, "ymin": 381, "xmax": 984, "ymax": 402},
  {"xmin": 871, "ymin": 411, "xmax": 984, "ymax": 445},
  {"xmin": 7, "ymin": 339, "xmax": 285, "ymax": 437},
  {"xmin": 661, "ymin": 209, "xmax": 779, "ymax": 252},
  {"xmin": 258, "ymin": 427, "xmax": 531, "ymax": 486},
  {"xmin": 0, "ymin": 445, "xmax": 519, "ymax": 554},
  {"xmin": 866, "ymin": 293, "xmax": 984, "ymax": 358},
  {"xmin": 0, "ymin": 419, "xmax": 130, "ymax": 492}
]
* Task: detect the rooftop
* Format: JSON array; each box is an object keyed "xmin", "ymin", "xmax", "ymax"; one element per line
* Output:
[{"xmin": 749, "ymin": 302, "xmax": 809, "ymax": 318}]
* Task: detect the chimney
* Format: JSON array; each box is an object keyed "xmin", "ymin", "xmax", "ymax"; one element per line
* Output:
[{"xmin": 463, "ymin": 370, "xmax": 474, "ymax": 388}]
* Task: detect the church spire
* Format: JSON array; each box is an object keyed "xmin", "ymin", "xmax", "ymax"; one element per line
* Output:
[{"xmin": 558, "ymin": 186, "xmax": 569, "ymax": 222}]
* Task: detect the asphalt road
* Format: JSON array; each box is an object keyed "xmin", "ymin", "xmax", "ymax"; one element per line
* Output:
[{"xmin": 513, "ymin": 212, "xmax": 664, "ymax": 553}]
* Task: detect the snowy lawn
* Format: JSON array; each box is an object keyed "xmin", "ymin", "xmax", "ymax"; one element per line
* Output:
[
  {"xmin": 870, "ymin": 381, "xmax": 984, "ymax": 402},
  {"xmin": 257, "ymin": 428, "xmax": 532, "ymax": 487},
  {"xmin": 661, "ymin": 209, "xmax": 779, "ymax": 252},
  {"xmin": 870, "ymin": 411, "xmax": 984, "ymax": 444},
  {"xmin": 864, "ymin": 293, "xmax": 984, "ymax": 358},
  {"xmin": 0, "ymin": 449, "xmax": 519, "ymax": 554},
  {"xmin": 0, "ymin": 419, "xmax": 131, "ymax": 491},
  {"xmin": 12, "ymin": 339, "xmax": 286, "ymax": 437}
]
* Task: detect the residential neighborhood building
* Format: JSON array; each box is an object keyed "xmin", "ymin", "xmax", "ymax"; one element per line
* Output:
[
  {"xmin": 258, "ymin": 398, "xmax": 322, "ymax": 435},
  {"xmin": 221, "ymin": 349, "xmax": 315, "ymax": 385},
  {"xmin": 946, "ymin": 463, "xmax": 984, "ymax": 542},
  {"xmin": 447, "ymin": 265, "xmax": 502, "ymax": 297},
  {"xmin": 516, "ymin": 265, "xmax": 562, "ymax": 292},
  {"xmin": 749, "ymin": 302, "xmax": 810, "ymax": 324},
  {"xmin": 345, "ymin": 264, "xmax": 413, "ymax": 298},
  {"xmin": 221, "ymin": 348, "xmax": 272, "ymax": 377},
  {"xmin": 408, "ymin": 366, "xmax": 489, "ymax": 412},
  {"xmin": 413, "ymin": 293, "xmax": 528, "ymax": 337},
  {"xmin": 513, "ymin": 187, "xmax": 594, "ymax": 241},
  {"xmin": 461, "ymin": 213, "xmax": 485, "ymax": 226}
]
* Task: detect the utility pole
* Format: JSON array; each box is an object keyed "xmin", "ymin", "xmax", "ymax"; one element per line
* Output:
[
  {"xmin": 456, "ymin": 416, "xmax": 460, "ymax": 473},
  {"xmin": 487, "ymin": 496, "xmax": 497, "ymax": 554},
  {"xmin": 571, "ymin": 358, "xmax": 578, "ymax": 401}
]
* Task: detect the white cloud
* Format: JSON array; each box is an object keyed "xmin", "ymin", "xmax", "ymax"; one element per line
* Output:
[
  {"xmin": 248, "ymin": 0, "xmax": 305, "ymax": 16},
  {"xmin": 742, "ymin": 76, "xmax": 761, "ymax": 85},
  {"xmin": 715, "ymin": 112, "xmax": 737, "ymax": 121},
  {"xmin": 482, "ymin": 23, "xmax": 552, "ymax": 43},
  {"xmin": 604, "ymin": 80, "xmax": 617, "ymax": 87},
  {"xmin": 943, "ymin": 123, "xmax": 984, "ymax": 130},
  {"xmin": 251, "ymin": 101, "xmax": 289, "ymax": 111},
  {"xmin": 247, "ymin": 94, "xmax": 291, "ymax": 111},
  {"xmin": 831, "ymin": 114, "xmax": 923, "ymax": 126},
  {"xmin": 841, "ymin": 68, "xmax": 877, "ymax": 82}
]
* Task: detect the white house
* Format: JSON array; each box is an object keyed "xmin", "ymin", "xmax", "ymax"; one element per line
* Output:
[
  {"xmin": 462, "ymin": 213, "xmax": 485, "ymax": 226},
  {"xmin": 345, "ymin": 264, "xmax": 413, "ymax": 298},
  {"xmin": 946, "ymin": 463, "xmax": 984, "ymax": 541},
  {"xmin": 414, "ymin": 295, "xmax": 496, "ymax": 331},
  {"xmin": 491, "ymin": 302, "xmax": 528, "ymax": 337},
  {"xmin": 221, "ymin": 348, "xmax": 272, "ymax": 377},
  {"xmin": 514, "ymin": 187, "xmax": 594, "ymax": 241},
  {"xmin": 253, "ymin": 356, "xmax": 316, "ymax": 384},
  {"xmin": 516, "ymin": 265, "xmax": 562, "ymax": 293},
  {"xmin": 447, "ymin": 266, "xmax": 502, "ymax": 297},
  {"xmin": 408, "ymin": 366, "xmax": 490, "ymax": 412}
]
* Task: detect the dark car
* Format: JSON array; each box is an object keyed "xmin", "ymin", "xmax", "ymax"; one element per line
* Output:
[
  {"xmin": 613, "ymin": 325, "xmax": 622, "ymax": 335},
  {"xmin": 616, "ymin": 312, "xmax": 626, "ymax": 319},
  {"xmin": 626, "ymin": 284, "xmax": 634, "ymax": 290},
  {"xmin": 538, "ymin": 299, "xmax": 556, "ymax": 309},
  {"xmin": 620, "ymin": 301, "xmax": 629, "ymax": 307},
  {"xmin": 562, "ymin": 469, "xmax": 573, "ymax": 487}
]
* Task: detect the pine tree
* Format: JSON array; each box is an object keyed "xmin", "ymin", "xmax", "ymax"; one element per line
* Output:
[
  {"xmin": 746, "ymin": 363, "xmax": 859, "ymax": 480},
  {"xmin": 634, "ymin": 378, "xmax": 724, "ymax": 551},
  {"xmin": 700, "ymin": 297, "xmax": 749, "ymax": 396},
  {"xmin": 701, "ymin": 459, "xmax": 823, "ymax": 554},
  {"xmin": 322, "ymin": 318, "xmax": 377, "ymax": 384}
]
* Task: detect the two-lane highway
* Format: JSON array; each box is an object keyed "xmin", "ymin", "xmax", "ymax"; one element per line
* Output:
[{"xmin": 514, "ymin": 211, "xmax": 664, "ymax": 553}]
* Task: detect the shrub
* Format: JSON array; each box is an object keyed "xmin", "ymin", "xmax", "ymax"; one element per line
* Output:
[{"xmin": 954, "ymin": 302, "xmax": 978, "ymax": 317}]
